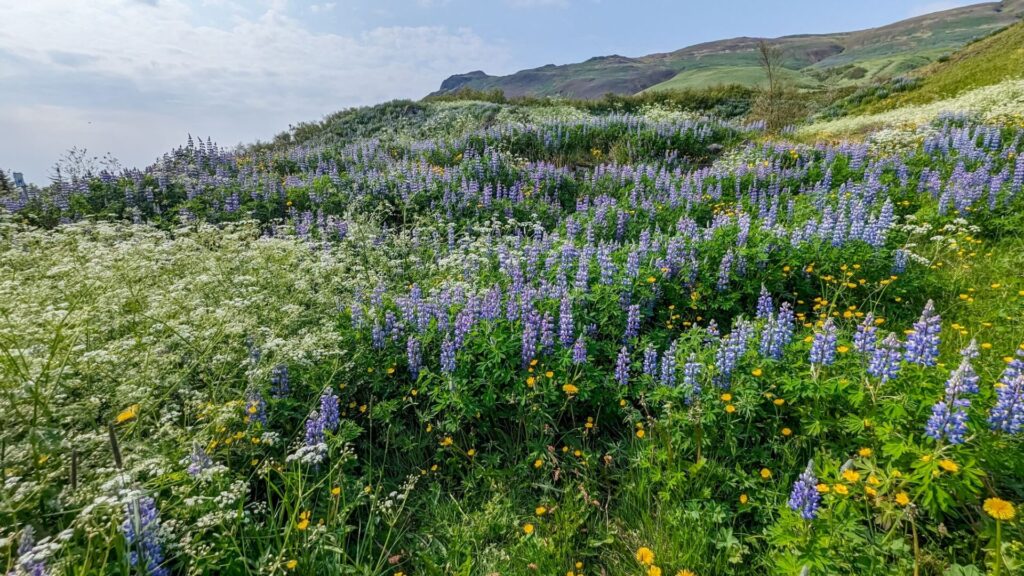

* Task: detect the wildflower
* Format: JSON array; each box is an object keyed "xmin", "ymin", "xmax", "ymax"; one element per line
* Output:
[
  {"xmin": 858, "ymin": 447, "xmax": 872, "ymax": 457},
  {"xmin": 186, "ymin": 443, "xmax": 213, "ymax": 477},
  {"xmin": 905, "ymin": 300, "xmax": 941, "ymax": 366},
  {"xmin": 833, "ymin": 484, "xmax": 849, "ymax": 495},
  {"xmin": 116, "ymin": 404, "xmax": 140, "ymax": 424},
  {"xmin": 788, "ymin": 460, "xmax": 821, "ymax": 520},
  {"xmin": 990, "ymin": 374, "xmax": 1024, "ymax": 434},
  {"xmin": 522, "ymin": 523, "xmax": 534, "ymax": 535},
  {"xmin": 331, "ymin": 486, "xmax": 341, "ymax": 496},
  {"xmin": 760, "ymin": 468, "xmax": 772, "ymax": 479},
  {"xmin": 319, "ymin": 390, "xmax": 340, "ymax": 433},
  {"xmin": 615, "ymin": 346, "xmax": 631, "ymax": 386},
  {"xmin": 739, "ymin": 493, "xmax": 748, "ymax": 504},
  {"xmin": 809, "ymin": 318, "xmax": 838, "ymax": 367},
  {"xmin": 296, "ymin": 511, "xmax": 311, "ymax": 531},
  {"xmin": 984, "ymin": 498, "xmax": 1016, "ymax": 521},
  {"xmin": 270, "ymin": 364, "xmax": 290, "ymax": 398},
  {"xmin": 648, "ymin": 566, "xmax": 663, "ymax": 576},
  {"xmin": 122, "ymin": 497, "xmax": 169, "ymax": 576},
  {"xmin": 853, "ymin": 313, "xmax": 877, "ymax": 354},
  {"xmin": 752, "ymin": 368, "xmax": 763, "ymax": 377},
  {"xmin": 440, "ymin": 436, "xmax": 453, "ymax": 447},
  {"xmin": 636, "ymin": 429, "xmax": 646, "ymax": 438},
  {"xmin": 939, "ymin": 459, "xmax": 959, "ymax": 473},
  {"xmin": 677, "ymin": 570, "xmax": 696, "ymax": 576},
  {"xmin": 725, "ymin": 404, "xmax": 736, "ymax": 414},
  {"xmin": 562, "ymin": 383, "xmax": 579, "ymax": 395},
  {"xmin": 782, "ymin": 427, "xmax": 792, "ymax": 436},
  {"xmin": 895, "ymin": 492, "xmax": 911, "ymax": 506},
  {"xmin": 842, "ymin": 469, "xmax": 861, "ymax": 483},
  {"xmin": 816, "ymin": 483, "xmax": 830, "ymax": 493},
  {"xmin": 534, "ymin": 459, "xmax": 543, "ymax": 469},
  {"xmin": 286, "ymin": 560, "xmax": 298, "ymax": 570},
  {"xmin": 635, "ymin": 547, "xmax": 655, "ymax": 565},
  {"xmin": 535, "ymin": 506, "xmax": 547, "ymax": 516},
  {"xmin": 867, "ymin": 334, "xmax": 902, "ymax": 383}
]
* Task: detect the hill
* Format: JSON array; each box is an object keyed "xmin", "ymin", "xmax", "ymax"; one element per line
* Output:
[{"xmin": 432, "ymin": 0, "xmax": 1024, "ymax": 99}]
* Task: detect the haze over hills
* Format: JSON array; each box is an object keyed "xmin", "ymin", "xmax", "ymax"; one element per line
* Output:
[{"xmin": 433, "ymin": 0, "xmax": 1024, "ymax": 99}]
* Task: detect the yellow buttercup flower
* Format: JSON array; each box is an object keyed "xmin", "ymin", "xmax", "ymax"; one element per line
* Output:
[
  {"xmin": 984, "ymin": 498, "xmax": 1016, "ymax": 521},
  {"xmin": 938, "ymin": 459, "xmax": 959, "ymax": 473},
  {"xmin": 739, "ymin": 493, "xmax": 748, "ymax": 504},
  {"xmin": 895, "ymin": 492, "xmax": 911, "ymax": 506},
  {"xmin": 858, "ymin": 447, "xmax": 872, "ymax": 457},
  {"xmin": 816, "ymin": 483, "xmax": 830, "ymax": 493},
  {"xmin": 535, "ymin": 506, "xmax": 547, "ymax": 516},
  {"xmin": 648, "ymin": 566, "xmax": 662, "ymax": 576},
  {"xmin": 562, "ymin": 383, "xmax": 579, "ymax": 395},
  {"xmin": 760, "ymin": 468, "xmax": 772, "ymax": 479},
  {"xmin": 285, "ymin": 559, "xmax": 298, "ymax": 570},
  {"xmin": 834, "ymin": 484, "xmax": 849, "ymax": 495},
  {"xmin": 677, "ymin": 570, "xmax": 697, "ymax": 576},
  {"xmin": 842, "ymin": 469, "xmax": 861, "ymax": 483},
  {"xmin": 116, "ymin": 404, "xmax": 140, "ymax": 423},
  {"xmin": 534, "ymin": 458, "xmax": 543, "ymax": 469},
  {"xmin": 523, "ymin": 523, "xmax": 535, "ymax": 534}
]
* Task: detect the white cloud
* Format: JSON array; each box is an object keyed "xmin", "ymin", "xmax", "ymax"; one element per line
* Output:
[
  {"xmin": 0, "ymin": 0, "xmax": 510, "ymax": 181},
  {"xmin": 310, "ymin": 2, "xmax": 335, "ymax": 13}
]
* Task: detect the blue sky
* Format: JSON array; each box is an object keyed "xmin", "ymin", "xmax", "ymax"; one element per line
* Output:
[{"xmin": 0, "ymin": 0, "xmax": 975, "ymax": 183}]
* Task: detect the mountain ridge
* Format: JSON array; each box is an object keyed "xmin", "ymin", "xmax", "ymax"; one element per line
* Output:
[{"xmin": 433, "ymin": 1, "xmax": 1024, "ymax": 99}]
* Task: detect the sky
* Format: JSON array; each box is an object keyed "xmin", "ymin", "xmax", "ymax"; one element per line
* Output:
[{"xmin": 0, "ymin": 0, "xmax": 979, "ymax": 183}]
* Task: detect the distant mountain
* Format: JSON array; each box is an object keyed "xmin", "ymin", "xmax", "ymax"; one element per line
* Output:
[{"xmin": 432, "ymin": 0, "xmax": 1024, "ymax": 99}]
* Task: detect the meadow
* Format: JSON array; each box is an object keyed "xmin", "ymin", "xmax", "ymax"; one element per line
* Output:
[{"xmin": 2, "ymin": 105, "xmax": 1024, "ymax": 576}]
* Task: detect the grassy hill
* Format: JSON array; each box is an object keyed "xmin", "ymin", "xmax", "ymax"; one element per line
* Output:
[{"xmin": 434, "ymin": 1, "xmax": 1023, "ymax": 99}]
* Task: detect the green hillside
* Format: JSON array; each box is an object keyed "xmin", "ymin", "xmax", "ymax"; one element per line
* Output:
[
  {"xmin": 434, "ymin": 0, "xmax": 1024, "ymax": 98},
  {"xmin": 859, "ymin": 20, "xmax": 1024, "ymax": 113}
]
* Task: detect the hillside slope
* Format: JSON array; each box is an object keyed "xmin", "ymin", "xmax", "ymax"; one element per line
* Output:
[{"xmin": 434, "ymin": 0, "xmax": 1023, "ymax": 99}]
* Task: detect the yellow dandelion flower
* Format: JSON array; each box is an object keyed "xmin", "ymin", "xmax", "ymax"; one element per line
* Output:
[
  {"xmin": 467, "ymin": 448, "xmax": 477, "ymax": 457},
  {"xmin": 782, "ymin": 427, "xmax": 792, "ymax": 436},
  {"xmin": 534, "ymin": 458, "xmax": 543, "ymax": 469},
  {"xmin": 895, "ymin": 492, "xmax": 910, "ymax": 506},
  {"xmin": 636, "ymin": 429, "xmax": 646, "ymax": 438},
  {"xmin": 648, "ymin": 566, "xmax": 662, "ymax": 576},
  {"xmin": 752, "ymin": 368, "xmax": 763, "ymax": 377},
  {"xmin": 635, "ymin": 547, "xmax": 655, "ymax": 566},
  {"xmin": 725, "ymin": 404, "xmax": 736, "ymax": 414},
  {"xmin": 677, "ymin": 571, "xmax": 696, "ymax": 576},
  {"xmin": 545, "ymin": 370, "xmax": 554, "ymax": 378},
  {"xmin": 939, "ymin": 459, "xmax": 959, "ymax": 473},
  {"xmin": 285, "ymin": 559, "xmax": 298, "ymax": 570},
  {"xmin": 858, "ymin": 447, "xmax": 872, "ymax": 457},
  {"xmin": 440, "ymin": 436, "xmax": 453, "ymax": 447},
  {"xmin": 562, "ymin": 383, "xmax": 579, "ymax": 395},
  {"xmin": 984, "ymin": 498, "xmax": 1015, "ymax": 521},
  {"xmin": 526, "ymin": 376, "xmax": 536, "ymax": 387},
  {"xmin": 523, "ymin": 523, "xmax": 535, "ymax": 535},
  {"xmin": 842, "ymin": 469, "xmax": 861, "ymax": 483},
  {"xmin": 331, "ymin": 486, "xmax": 341, "ymax": 496},
  {"xmin": 773, "ymin": 398, "xmax": 785, "ymax": 406},
  {"xmin": 837, "ymin": 345, "xmax": 849, "ymax": 354},
  {"xmin": 739, "ymin": 493, "xmax": 748, "ymax": 504},
  {"xmin": 816, "ymin": 483, "xmax": 830, "ymax": 493},
  {"xmin": 834, "ymin": 484, "xmax": 849, "ymax": 495},
  {"xmin": 720, "ymin": 393, "xmax": 732, "ymax": 402},
  {"xmin": 760, "ymin": 468, "xmax": 772, "ymax": 479}
]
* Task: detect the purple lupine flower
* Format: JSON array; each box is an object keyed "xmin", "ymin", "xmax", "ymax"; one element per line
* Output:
[
  {"xmin": 660, "ymin": 340, "xmax": 678, "ymax": 387},
  {"xmin": 759, "ymin": 303, "xmax": 795, "ymax": 361},
  {"xmin": 521, "ymin": 309, "xmax": 540, "ymax": 368},
  {"xmin": 809, "ymin": 318, "xmax": 838, "ymax": 367},
  {"xmin": 371, "ymin": 320, "xmax": 385, "ymax": 350},
  {"xmin": 440, "ymin": 334, "xmax": 456, "ymax": 374},
  {"xmin": 624, "ymin": 304, "xmax": 641, "ymax": 341},
  {"xmin": 683, "ymin": 354, "xmax": 702, "ymax": 403},
  {"xmin": 304, "ymin": 410, "xmax": 325, "ymax": 446},
  {"xmin": 642, "ymin": 344, "xmax": 659, "ymax": 377},
  {"xmin": 853, "ymin": 313, "xmax": 877, "ymax": 354},
  {"xmin": 319, "ymin": 390, "xmax": 340, "ymax": 433},
  {"xmin": 122, "ymin": 497, "xmax": 170, "ymax": 576},
  {"xmin": 270, "ymin": 364, "xmax": 290, "ymax": 398},
  {"xmin": 990, "ymin": 374, "xmax": 1024, "ymax": 434},
  {"xmin": 717, "ymin": 249, "xmax": 733, "ymax": 291},
  {"xmin": 714, "ymin": 323, "xmax": 752, "ymax": 388},
  {"xmin": 905, "ymin": 300, "xmax": 941, "ymax": 366},
  {"xmin": 540, "ymin": 311, "xmax": 555, "ymax": 355},
  {"xmin": 867, "ymin": 333, "xmax": 902, "ymax": 383},
  {"xmin": 571, "ymin": 333, "xmax": 587, "ymax": 365},
  {"xmin": 615, "ymin": 346, "xmax": 631, "ymax": 386},
  {"xmin": 13, "ymin": 526, "xmax": 48, "ymax": 576},
  {"xmin": 186, "ymin": 443, "xmax": 213, "ymax": 477},
  {"xmin": 925, "ymin": 341, "xmax": 979, "ymax": 444},
  {"xmin": 559, "ymin": 297, "xmax": 574, "ymax": 347},
  {"xmin": 755, "ymin": 285, "xmax": 774, "ymax": 320},
  {"xmin": 407, "ymin": 336, "xmax": 422, "ymax": 379},
  {"xmin": 892, "ymin": 248, "xmax": 909, "ymax": 274},
  {"xmin": 244, "ymin": 390, "xmax": 267, "ymax": 426},
  {"xmin": 788, "ymin": 461, "xmax": 821, "ymax": 520}
]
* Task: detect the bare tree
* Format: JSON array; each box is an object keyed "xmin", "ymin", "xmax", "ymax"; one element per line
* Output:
[{"xmin": 753, "ymin": 40, "xmax": 805, "ymax": 132}]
